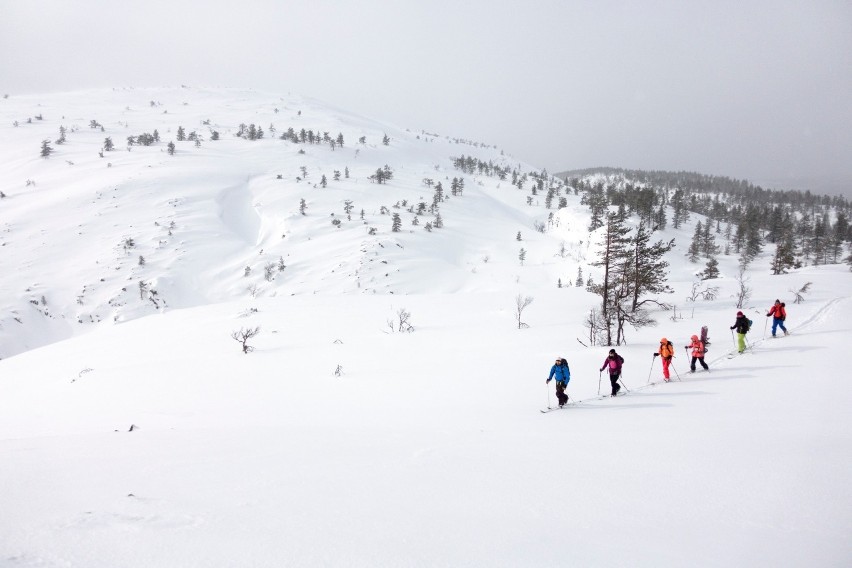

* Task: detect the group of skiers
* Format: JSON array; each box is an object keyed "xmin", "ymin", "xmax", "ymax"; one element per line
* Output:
[{"xmin": 546, "ymin": 299, "xmax": 789, "ymax": 406}]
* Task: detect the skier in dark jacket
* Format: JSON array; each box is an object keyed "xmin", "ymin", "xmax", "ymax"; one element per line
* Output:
[
  {"xmin": 730, "ymin": 311, "xmax": 750, "ymax": 353},
  {"xmin": 547, "ymin": 358, "xmax": 571, "ymax": 407},
  {"xmin": 599, "ymin": 349, "xmax": 624, "ymax": 397}
]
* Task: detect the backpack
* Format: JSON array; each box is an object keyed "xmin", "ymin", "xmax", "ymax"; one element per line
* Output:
[
  {"xmin": 746, "ymin": 318, "xmax": 753, "ymax": 333},
  {"xmin": 660, "ymin": 341, "xmax": 674, "ymax": 358},
  {"xmin": 559, "ymin": 359, "xmax": 570, "ymax": 382}
]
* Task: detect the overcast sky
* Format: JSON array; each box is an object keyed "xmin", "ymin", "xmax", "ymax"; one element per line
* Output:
[{"xmin": 2, "ymin": 0, "xmax": 850, "ymax": 195}]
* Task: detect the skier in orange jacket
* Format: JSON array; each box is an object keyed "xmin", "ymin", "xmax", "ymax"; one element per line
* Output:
[{"xmin": 656, "ymin": 338, "xmax": 675, "ymax": 381}]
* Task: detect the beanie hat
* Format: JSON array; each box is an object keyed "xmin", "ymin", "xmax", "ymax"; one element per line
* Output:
[
  {"xmin": 737, "ymin": 311, "xmax": 743, "ymax": 316},
  {"xmin": 691, "ymin": 334, "xmax": 698, "ymax": 341},
  {"xmin": 660, "ymin": 337, "xmax": 668, "ymax": 343}
]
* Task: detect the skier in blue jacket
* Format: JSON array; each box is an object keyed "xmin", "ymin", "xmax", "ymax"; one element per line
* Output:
[{"xmin": 547, "ymin": 357, "xmax": 571, "ymax": 407}]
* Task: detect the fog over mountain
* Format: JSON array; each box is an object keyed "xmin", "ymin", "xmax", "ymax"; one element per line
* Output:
[{"xmin": 1, "ymin": 0, "xmax": 850, "ymax": 195}]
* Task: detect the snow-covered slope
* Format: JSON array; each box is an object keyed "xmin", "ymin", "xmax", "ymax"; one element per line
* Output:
[
  {"xmin": 1, "ymin": 88, "xmax": 850, "ymax": 567},
  {"xmin": 0, "ymin": 87, "xmax": 570, "ymax": 358}
]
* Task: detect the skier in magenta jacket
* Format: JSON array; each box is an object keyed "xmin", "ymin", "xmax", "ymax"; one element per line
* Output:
[{"xmin": 599, "ymin": 349, "xmax": 624, "ymax": 397}]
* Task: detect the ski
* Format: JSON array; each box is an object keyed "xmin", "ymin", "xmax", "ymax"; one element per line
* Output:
[
  {"xmin": 541, "ymin": 398, "xmax": 576, "ymax": 412},
  {"xmin": 727, "ymin": 349, "xmax": 754, "ymax": 359}
]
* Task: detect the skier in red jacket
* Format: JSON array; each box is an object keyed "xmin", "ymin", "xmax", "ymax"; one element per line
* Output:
[{"xmin": 766, "ymin": 299, "xmax": 788, "ymax": 337}]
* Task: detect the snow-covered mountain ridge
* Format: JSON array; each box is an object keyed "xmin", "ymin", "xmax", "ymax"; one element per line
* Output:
[{"xmin": 1, "ymin": 87, "xmax": 585, "ymax": 358}]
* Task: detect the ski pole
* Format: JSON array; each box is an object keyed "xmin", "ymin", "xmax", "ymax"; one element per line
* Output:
[
  {"xmin": 671, "ymin": 359, "xmax": 682, "ymax": 381},
  {"xmin": 647, "ymin": 353, "xmax": 658, "ymax": 384},
  {"xmin": 618, "ymin": 373, "xmax": 630, "ymax": 392},
  {"xmin": 597, "ymin": 370, "xmax": 602, "ymax": 396},
  {"xmin": 546, "ymin": 380, "xmax": 551, "ymax": 409},
  {"xmin": 763, "ymin": 317, "xmax": 768, "ymax": 339}
]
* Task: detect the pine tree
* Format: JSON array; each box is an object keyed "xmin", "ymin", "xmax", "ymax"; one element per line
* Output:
[
  {"xmin": 627, "ymin": 220, "xmax": 675, "ymax": 312},
  {"xmin": 519, "ymin": 248, "xmax": 527, "ymax": 265},
  {"xmin": 701, "ymin": 219, "xmax": 717, "ymax": 257},
  {"xmin": 688, "ymin": 221, "xmax": 702, "ymax": 262},
  {"xmin": 810, "ymin": 213, "xmax": 829, "ymax": 265},
  {"xmin": 40, "ymin": 139, "xmax": 52, "ymax": 158},
  {"xmin": 299, "ymin": 198, "xmax": 307, "ymax": 215},
  {"xmin": 589, "ymin": 211, "xmax": 632, "ymax": 345},
  {"xmin": 167, "ymin": 141, "xmax": 176, "ymax": 155},
  {"xmin": 829, "ymin": 211, "xmax": 849, "ymax": 263},
  {"xmin": 176, "ymin": 126, "xmax": 185, "ymax": 141},
  {"xmin": 103, "ymin": 137, "xmax": 114, "ymax": 151},
  {"xmin": 391, "ymin": 213, "xmax": 402, "ymax": 232},
  {"xmin": 770, "ymin": 213, "xmax": 798, "ymax": 274},
  {"xmin": 701, "ymin": 257, "xmax": 720, "ymax": 280},
  {"xmin": 655, "ymin": 204, "xmax": 667, "ymax": 231},
  {"xmin": 671, "ymin": 189, "xmax": 689, "ymax": 229},
  {"xmin": 433, "ymin": 182, "xmax": 444, "ymax": 204},
  {"xmin": 770, "ymin": 237, "xmax": 796, "ymax": 274},
  {"xmin": 796, "ymin": 213, "xmax": 813, "ymax": 262},
  {"xmin": 584, "ymin": 184, "xmax": 608, "ymax": 231}
]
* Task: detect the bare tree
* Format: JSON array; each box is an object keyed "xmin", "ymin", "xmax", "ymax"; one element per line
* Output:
[
  {"xmin": 386, "ymin": 308, "xmax": 415, "ymax": 333},
  {"xmin": 583, "ymin": 308, "xmax": 603, "ymax": 346},
  {"xmin": 231, "ymin": 326, "xmax": 261, "ymax": 354},
  {"xmin": 687, "ymin": 280, "xmax": 720, "ymax": 302},
  {"xmin": 734, "ymin": 266, "xmax": 752, "ymax": 309},
  {"xmin": 396, "ymin": 308, "xmax": 414, "ymax": 332},
  {"xmin": 514, "ymin": 294, "xmax": 534, "ymax": 329},
  {"xmin": 789, "ymin": 282, "xmax": 812, "ymax": 304}
]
